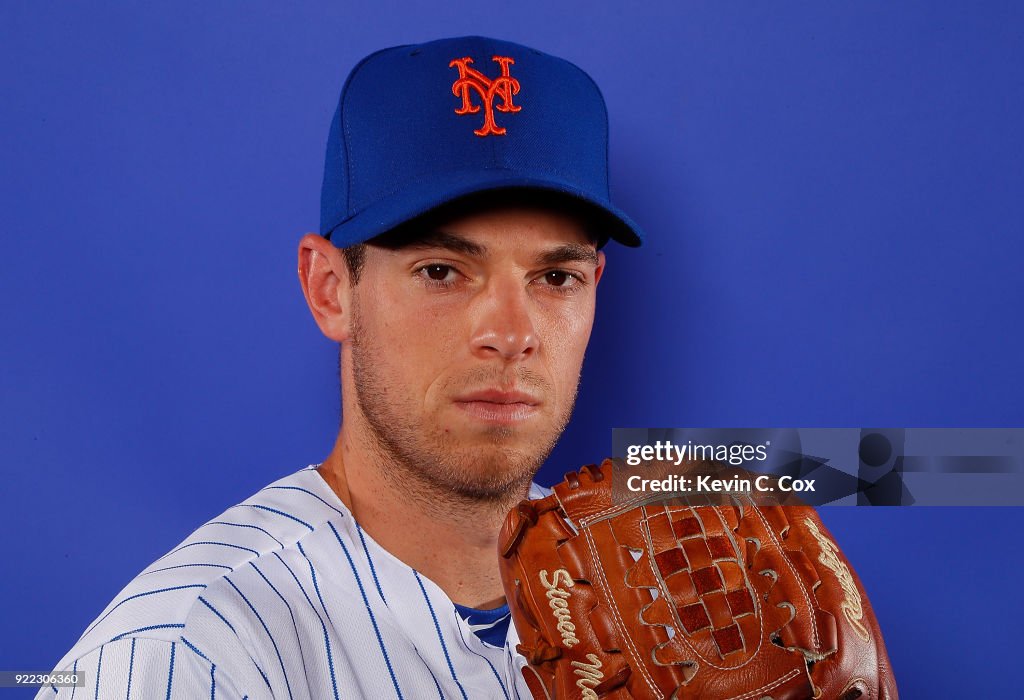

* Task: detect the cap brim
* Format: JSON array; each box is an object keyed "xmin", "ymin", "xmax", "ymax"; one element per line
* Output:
[{"xmin": 323, "ymin": 170, "xmax": 643, "ymax": 248}]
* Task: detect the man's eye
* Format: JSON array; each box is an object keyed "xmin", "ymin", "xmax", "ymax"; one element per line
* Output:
[
  {"xmin": 543, "ymin": 271, "xmax": 577, "ymax": 287},
  {"xmin": 418, "ymin": 264, "xmax": 457, "ymax": 283}
]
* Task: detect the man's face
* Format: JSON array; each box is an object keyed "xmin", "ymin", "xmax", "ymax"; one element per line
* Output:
[{"xmin": 344, "ymin": 203, "xmax": 605, "ymax": 502}]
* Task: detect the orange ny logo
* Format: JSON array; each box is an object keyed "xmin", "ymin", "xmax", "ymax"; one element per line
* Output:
[{"xmin": 449, "ymin": 55, "xmax": 522, "ymax": 136}]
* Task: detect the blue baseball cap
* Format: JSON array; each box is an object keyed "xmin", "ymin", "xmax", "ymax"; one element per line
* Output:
[{"xmin": 320, "ymin": 36, "xmax": 643, "ymax": 248}]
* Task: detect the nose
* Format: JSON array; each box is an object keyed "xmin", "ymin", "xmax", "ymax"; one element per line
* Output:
[{"xmin": 470, "ymin": 276, "xmax": 539, "ymax": 361}]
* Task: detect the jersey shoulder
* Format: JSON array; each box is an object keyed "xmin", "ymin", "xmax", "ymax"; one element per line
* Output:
[{"xmin": 49, "ymin": 465, "xmax": 345, "ymax": 673}]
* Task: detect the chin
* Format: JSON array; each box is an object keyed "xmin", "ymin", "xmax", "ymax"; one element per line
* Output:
[
  {"xmin": 445, "ymin": 438, "xmax": 535, "ymax": 468},
  {"xmin": 443, "ymin": 464, "xmax": 538, "ymax": 503}
]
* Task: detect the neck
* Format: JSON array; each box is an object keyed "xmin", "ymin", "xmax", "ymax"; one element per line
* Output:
[{"xmin": 317, "ymin": 426, "xmax": 527, "ymax": 609}]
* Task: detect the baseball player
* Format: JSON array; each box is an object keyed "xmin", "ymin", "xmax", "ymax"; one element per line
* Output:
[{"xmin": 39, "ymin": 35, "xmax": 642, "ymax": 699}]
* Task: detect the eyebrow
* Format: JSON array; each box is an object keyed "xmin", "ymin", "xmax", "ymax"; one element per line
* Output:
[
  {"xmin": 405, "ymin": 231, "xmax": 488, "ymax": 257},
  {"xmin": 406, "ymin": 231, "xmax": 599, "ymax": 267},
  {"xmin": 536, "ymin": 243, "xmax": 600, "ymax": 267}
]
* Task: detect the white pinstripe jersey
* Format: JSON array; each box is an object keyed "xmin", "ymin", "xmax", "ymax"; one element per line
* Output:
[{"xmin": 40, "ymin": 465, "xmax": 542, "ymax": 699}]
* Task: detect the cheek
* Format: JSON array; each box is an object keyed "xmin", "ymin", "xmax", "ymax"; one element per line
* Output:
[
  {"xmin": 380, "ymin": 300, "xmax": 463, "ymax": 393},
  {"xmin": 543, "ymin": 302, "xmax": 596, "ymax": 382},
  {"xmin": 373, "ymin": 283, "xmax": 452, "ymax": 344}
]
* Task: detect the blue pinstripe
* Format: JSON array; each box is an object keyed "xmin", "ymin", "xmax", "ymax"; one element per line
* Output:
[
  {"xmin": 165, "ymin": 642, "xmax": 175, "ymax": 700},
  {"xmin": 225, "ymin": 576, "xmax": 294, "ymax": 700},
  {"xmin": 84, "ymin": 585, "xmax": 206, "ymax": 637},
  {"xmin": 453, "ymin": 613, "xmax": 510, "ymax": 700},
  {"xmin": 272, "ymin": 552, "xmax": 341, "ymax": 700},
  {"xmin": 141, "ymin": 563, "xmax": 233, "ymax": 577},
  {"xmin": 329, "ymin": 521, "xmax": 404, "ymax": 699},
  {"xmin": 44, "ymin": 467, "xmax": 531, "ymax": 699},
  {"xmin": 242, "ymin": 504, "xmax": 314, "ymax": 531},
  {"xmin": 111, "ymin": 623, "xmax": 185, "ymax": 643},
  {"xmin": 208, "ymin": 521, "xmax": 286, "ymax": 548},
  {"xmin": 93, "ymin": 644, "xmax": 103, "ymax": 700},
  {"xmin": 167, "ymin": 541, "xmax": 259, "ymax": 557},
  {"xmin": 197, "ymin": 596, "xmax": 236, "ymax": 634},
  {"xmin": 412, "ymin": 646, "xmax": 447, "ymax": 700},
  {"xmin": 355, "ymin": 521, "xmax": 388, "ymax": 606},
  {"xmin": 179, "ymin": 636, "xmax": 211, "ymax": 661},
  {"xmin": 249, "ymin": 561, "xmax": 310, "ymax": 677},
  {"xmin": 126, "ymin": 638, "xmax": 136, "ymax": 699},
  {"xmin": 296, "ymin": 542, "xmax": 334, "ymax": 627},
  {"xmin": 263, "ymin": 486, "xmax": 346, "ymax": 517},
  {"xmin": 506, "ymin": 647, "xmax": 524, "ymax": 700},
  {"xmin": 179, "ymin": 637, "xmax": 217, "ymax": 700},
  {"xmin": 69, "ymin": 660, "xmax": 77, "ymax": 700},
  {"xmin": 480, "ymin": 657, "xmax": 509, "ymax": 700},
  {"xmin": 414, "ymin": 571, "xmax": 468, "ymax": 700},
  {"xmin": 198, "ymin": 597, "xmax": 271, "ymax": 689}
]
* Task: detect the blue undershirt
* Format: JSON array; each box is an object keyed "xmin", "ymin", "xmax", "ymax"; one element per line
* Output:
[{"xmin": 453, "ymin": 601, "xmax": 512, "ymax": 648}]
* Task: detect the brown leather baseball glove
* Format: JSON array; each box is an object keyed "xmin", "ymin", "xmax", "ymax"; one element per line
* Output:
[{"xmin": 498, "ymin": 460, "xmax": 898, "ymax": 699}]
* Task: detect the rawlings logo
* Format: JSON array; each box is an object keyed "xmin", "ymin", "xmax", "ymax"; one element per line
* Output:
[
  {"xmin": 538, "ymin": 568, "xmax": 580, "ymax": 647},
  {"xmin": 805, "ymin": 519, "xmax": 871, "ymax": 642},
  {"xmin": 449, "ymin": 55, "xmax": 521, "ymax": 136}
]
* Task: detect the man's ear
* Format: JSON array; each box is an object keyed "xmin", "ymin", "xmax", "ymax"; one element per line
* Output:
[
  {"xmin": 297, "ymin": 234, "xmax": 353, "ymax": 342},
  {"xmin": 594, "ymin": 250, "xmax": 606, "ymax": 285}
]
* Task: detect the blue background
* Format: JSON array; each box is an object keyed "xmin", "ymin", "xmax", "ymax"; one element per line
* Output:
[{"xmin": 2, "ymin": 2, "xmax": 1021, "ymax": 696}]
